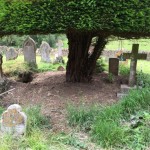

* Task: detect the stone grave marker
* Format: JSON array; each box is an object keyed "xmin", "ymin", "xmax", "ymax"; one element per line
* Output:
[
  {"xmin": 123, "ymin": 44, "xmax": 147, "ymax": 87},
  {"xmin": 147, "ymin": 53, "xmax": 150, "ymax": 61},
  {"xmin": 54, "ymin": 40, "xmax": 64, "ymax": 63},
  {"xmin": 56, "ymin": 40, "xmax": 63, "ymax": 57},
  {"xmin": 0, "ymin": 104, "xmax": 27, "ymax": 136},
  {"xmin": 5, "ymin": 47, "xmax": 18, "ymax": 61},
  {"xmin": 40, "ymin": 41, "xmax": 51, "ymax": 63},
  {"xmin": 117, "ymin": 44, "xmax": 147, "ymax": 98},
  {"xmin": 109, "ymin": 58, "xmax": 119, "ymax": 76},
  {"xmin": 23, "ymin": 37, "xmax": 37, "ymax": 64},
  {"xmin": 0, "ymin": 46, "xmax": 7, "ymax": 55}
]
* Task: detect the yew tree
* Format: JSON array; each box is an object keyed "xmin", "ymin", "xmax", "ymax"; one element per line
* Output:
[{"xmin": 0, "ymin": 0, "xmax": 150, "ymax": 82}]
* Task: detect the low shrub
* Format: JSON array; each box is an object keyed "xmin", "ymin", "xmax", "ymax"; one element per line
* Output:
[{"xmin": 95, "ymin": 58, "xmax": 106, "ymax": 73}]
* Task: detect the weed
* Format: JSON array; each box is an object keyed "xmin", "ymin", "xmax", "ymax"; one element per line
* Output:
[
  {"xmin": 95, "ymin": 58, "xmax": 106, "ymax": 73},
  {"xmin": 107, "ymin": 73, "xmax": 115, "ymax": 83},
  {"xmin": 49, "ymin": 132, "xmax": 87, "ymax": 149},
  {"xmin": 137, "ymin": 70, "xmax": 150, "ymax": 88},
  {"xmin": 119, "ymin": 64, "xmax": 130, "ymax": 76}
]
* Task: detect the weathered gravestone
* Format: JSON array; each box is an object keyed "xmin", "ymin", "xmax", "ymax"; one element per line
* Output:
[
  {"xmin": 0, "ymin": 104, "xmax": 27, "ymax": 136},
  {"xmin": 109, "ymin": 58, "xmax": 119, "ymax": 76},
  {"xmin": 23, "ymin": 37, "xmax": 37, "ymax": 65},
  {"xmin": 56, "ymin": 40, "xmax": 63, "ymax": 57},
  {"xmin": 123, "ymin": 44, "xmax": 147, "ymax": 87},
  {"xmin": 54, "ymin": 40, "xmax": 64, "ymax": 63},
  {"xmin": 0, "ymin": 46, "xmax": 7, "ymax": 55},
  {"xmin": 5, "ymin": 47, "xmax": 18, "ymax": 61},
  {"xmin": 40, "ymin": 41, "xmax": 51, "ymax": 63}
]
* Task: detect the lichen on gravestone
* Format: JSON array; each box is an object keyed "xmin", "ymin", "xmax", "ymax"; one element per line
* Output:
[{"xmin": 0, "ymin": 104, "xmax": 27, "ymax": 136}]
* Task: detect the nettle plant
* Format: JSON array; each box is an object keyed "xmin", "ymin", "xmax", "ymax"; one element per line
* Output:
[{"xmin": 136, "ymin": 70, "xmax": 150, "ymax": 88}]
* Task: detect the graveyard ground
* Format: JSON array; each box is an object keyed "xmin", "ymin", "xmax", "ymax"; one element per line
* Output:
[
  {"xmin": 1, "ymin": 71, "xmax": 120, "ymax": 132},
  {"xmin": 0, "ymin": 55, "xmax": 150, "ymax": 149}
]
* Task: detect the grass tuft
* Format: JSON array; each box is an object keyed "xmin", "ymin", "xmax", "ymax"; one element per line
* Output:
[
  {"xmin": 25, "ymin": 105, "xmax": 51, "ymax": 135},
  {"xmin": 67, "ymin": 104, "xmax": 101, "ymax": 131}
]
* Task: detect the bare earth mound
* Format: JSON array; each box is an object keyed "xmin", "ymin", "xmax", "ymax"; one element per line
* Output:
[{"xmin": 1, "ymin": 71, "xmax": 120, "ymax": 132}]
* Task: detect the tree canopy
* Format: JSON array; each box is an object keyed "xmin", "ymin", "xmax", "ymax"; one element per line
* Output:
[
  {"xmin": 0, "ymin": 0, "xmax": 150, "ymax": 38},
  {"xmin": 0, "ymin": 0, "xmax": 150, "ymax": 82}
]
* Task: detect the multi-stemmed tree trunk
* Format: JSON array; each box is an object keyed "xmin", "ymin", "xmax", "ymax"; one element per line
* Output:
[{"xmin": 66, "ymin": 30, "xmax": 108, "ymax": 82}]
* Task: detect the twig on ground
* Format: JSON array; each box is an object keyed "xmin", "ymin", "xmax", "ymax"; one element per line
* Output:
[{"xmin": 0, "ymin": 88, "xmax": 15, "ymax": 97}]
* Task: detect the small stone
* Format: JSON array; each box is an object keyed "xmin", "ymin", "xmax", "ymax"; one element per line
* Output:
[
  {"xmin": 57, "ymin": 66, "xmax": 65, "ymax": 71},
  {"xmin": 47, "ymin": 92, "xmax": 52, "ymax": 96}
]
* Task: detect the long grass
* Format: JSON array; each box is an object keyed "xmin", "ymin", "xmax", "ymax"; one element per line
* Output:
[{"xmin": 67, "ymin": 87, "xmax": 150, "ymax": 149}]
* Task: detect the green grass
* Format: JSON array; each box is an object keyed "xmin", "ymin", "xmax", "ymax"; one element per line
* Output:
[
  {"xmin": 3, "ymin": 55, "xmax": 66, "ymax": 76},
  {"xmin": 105, "ymin": 38, "xmax": 150, "ymax": 51},
  {"xmin": 67, "ymin": 87, "xmax": 150, "ymax": 149},
  {"xmin": 0, "ymin": 105, "xmax": 87, "ymax": 150},
  {"xmin": 0, "ymin": 106, "xmax": 4, "ymax": 115},
  {"xmin": 67, "ymin": 104, "xmax": 101, "ymax": 131},
  {"xmin": 25, "ymin": 105, "xmax": 51, "ymax": 135}
]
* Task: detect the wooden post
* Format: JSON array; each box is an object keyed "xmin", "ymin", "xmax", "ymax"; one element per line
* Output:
[{"xmin": 0, "ymin": 54, "xmax": 3, "ymax": 79}]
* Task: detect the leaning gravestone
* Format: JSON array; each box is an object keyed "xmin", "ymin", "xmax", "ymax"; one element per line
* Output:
[
  {"xmin": 23, "ymin": 37, "xmax": 37, "ymax": 65},
  {"xmin": 109, "ymin": 58, "xmax": 119, "ymax": 76},
  {"xmin": 5, "ymin": 47, "xmax": 18, "ymax": 61},
  {"xmin": 0, "ymin": 104, "xmax": 27, "ymax": 136},
  {"xmin": 40, "ymin": 41, "xmax": 51, "ymax": 63}
]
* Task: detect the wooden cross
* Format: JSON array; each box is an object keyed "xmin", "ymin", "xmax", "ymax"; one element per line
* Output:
[{"xmin": 123, "ymin": 44, "xmax": 147, "ymax": 87}]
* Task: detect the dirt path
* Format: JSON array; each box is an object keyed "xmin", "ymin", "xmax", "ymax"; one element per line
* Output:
[{"xmin": 1, "ymin": 71, "xmax": 120, "ymax": 133}]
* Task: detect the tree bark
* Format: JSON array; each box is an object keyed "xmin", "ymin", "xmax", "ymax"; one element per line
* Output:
[{"xmin": 66, "ymin": 30, "xmax": 107, "ymax": 82}]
